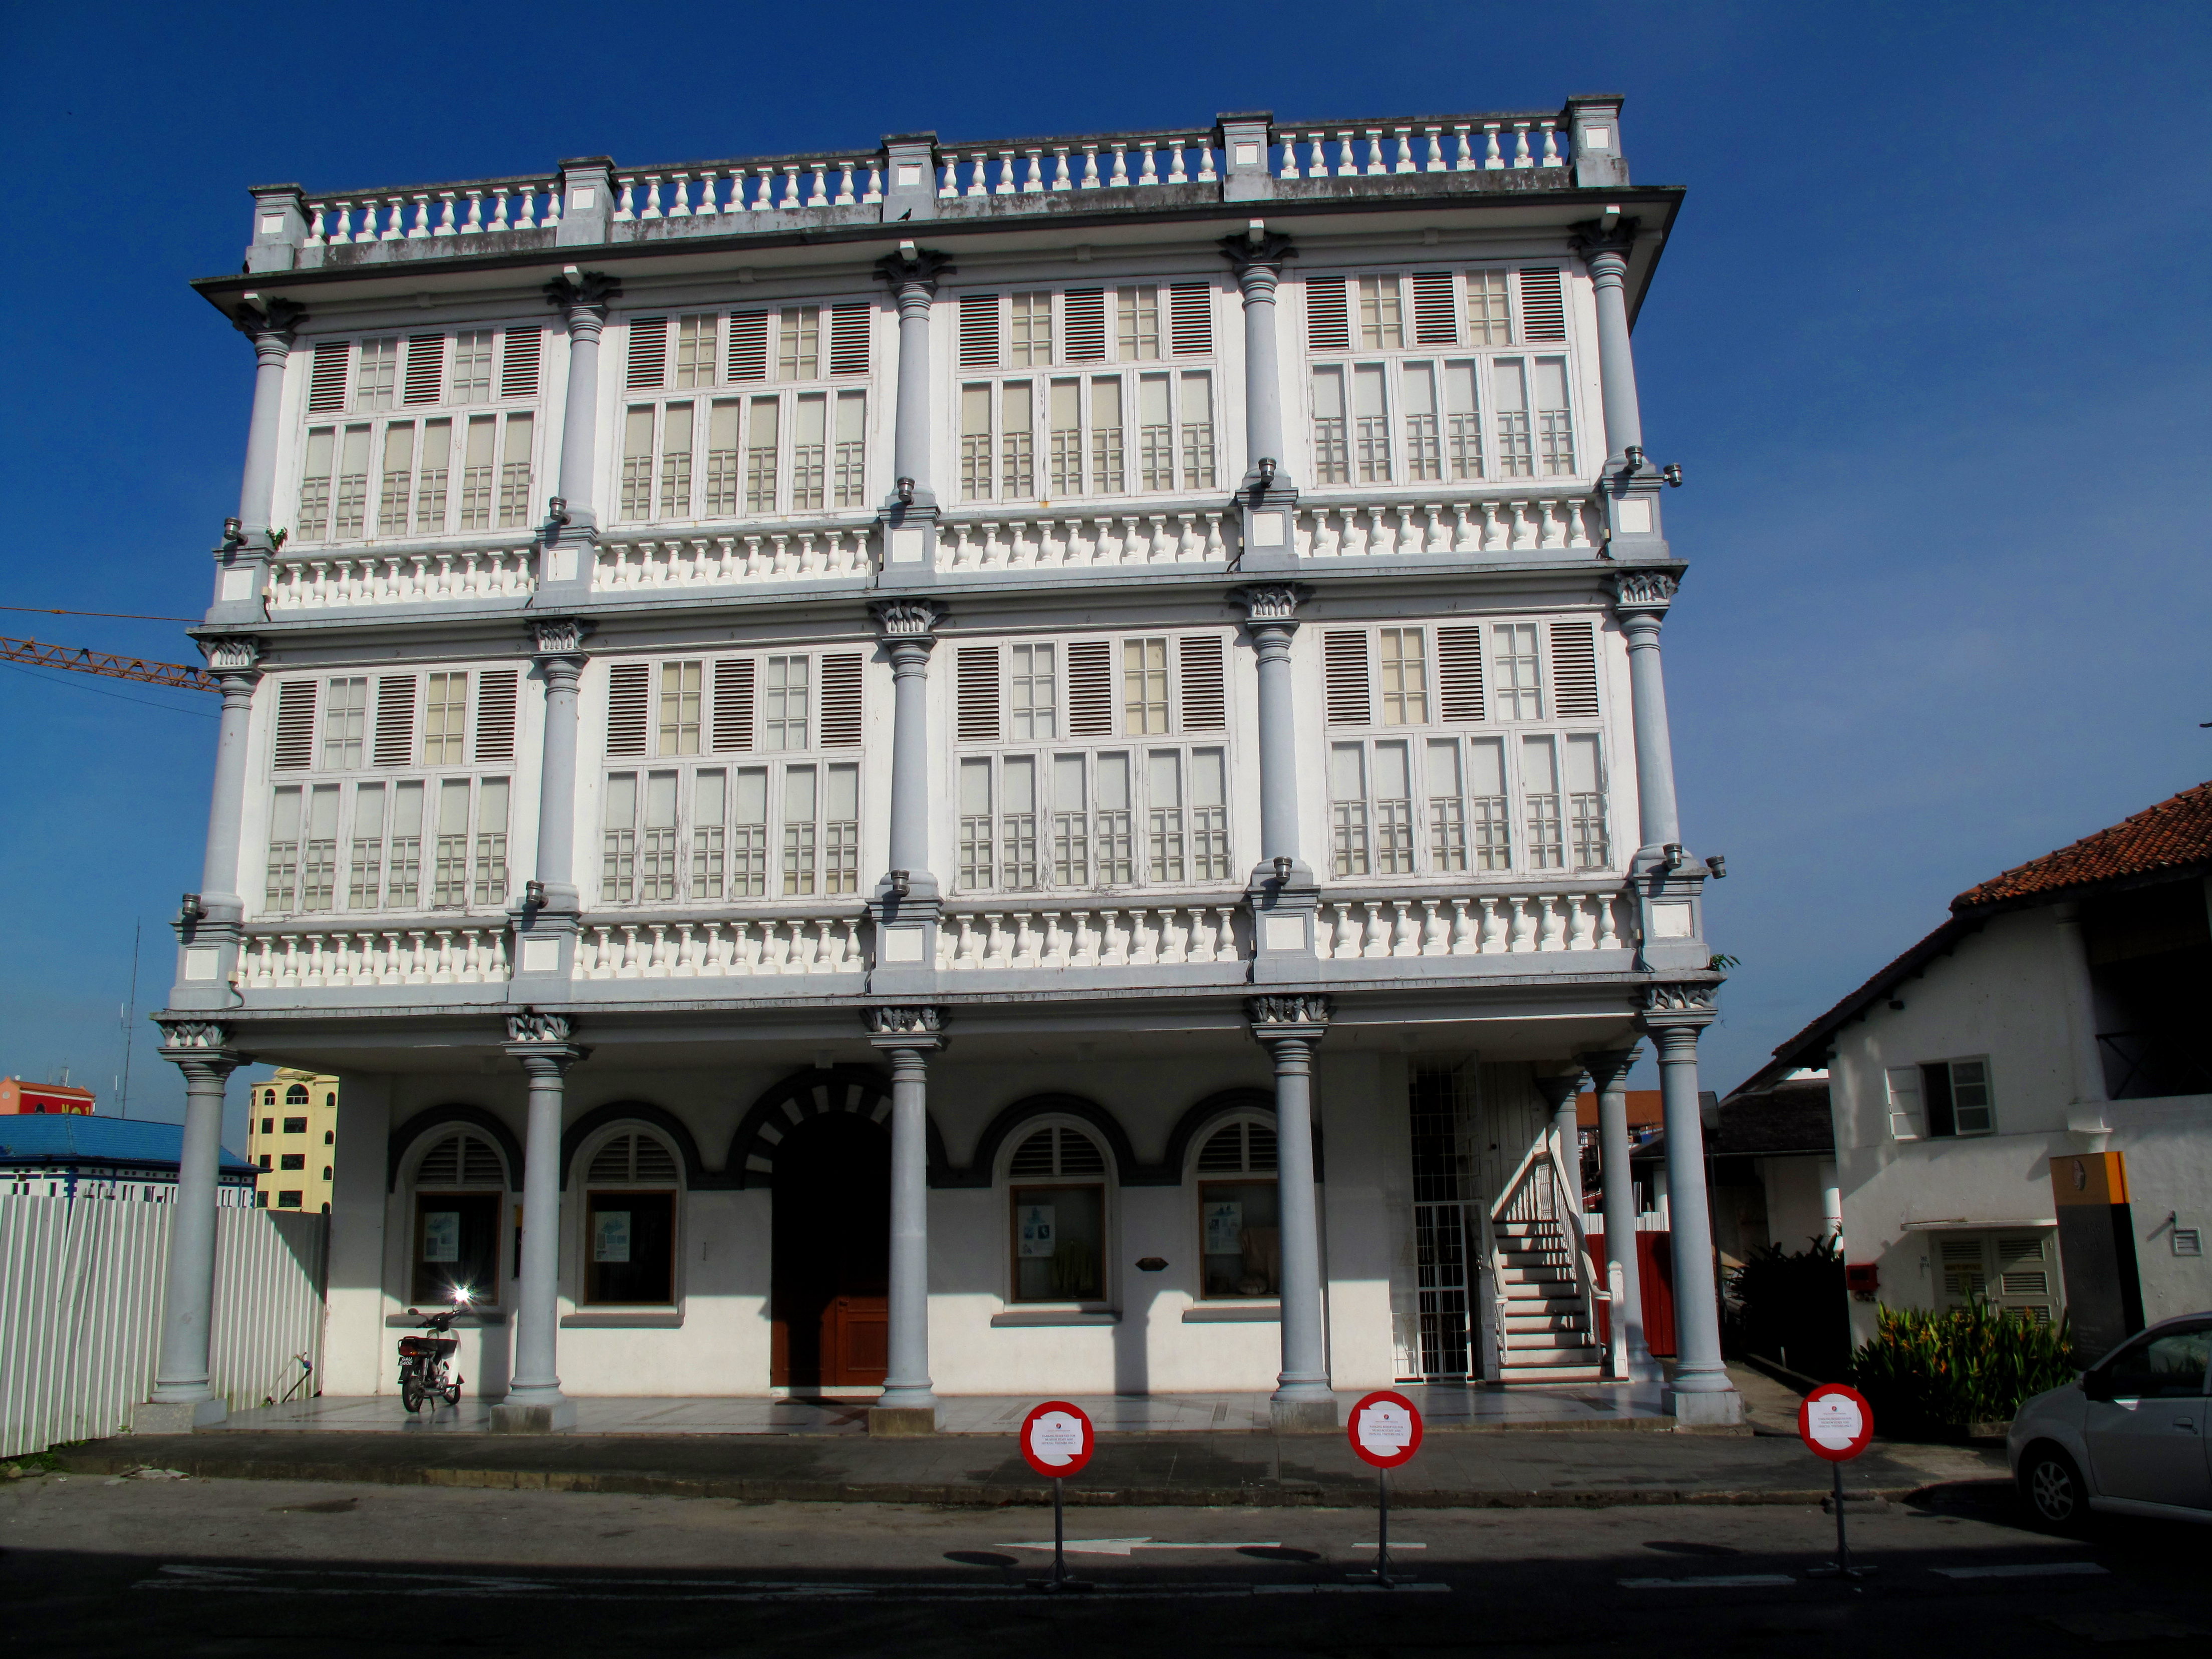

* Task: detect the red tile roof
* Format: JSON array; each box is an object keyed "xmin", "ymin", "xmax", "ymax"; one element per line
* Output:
[{"xmin": 1953, "ymin": 780, "xmax": 2212, "ymax": 907}]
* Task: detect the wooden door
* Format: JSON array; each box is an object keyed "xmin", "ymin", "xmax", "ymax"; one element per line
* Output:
[
  {"xmin": 821, "ymin": 1295, "xmax": 889, "ymax": 1386},
  {"xmin": 769, "ymin": 1113, "xmax": 891, "ymax": 1389}
]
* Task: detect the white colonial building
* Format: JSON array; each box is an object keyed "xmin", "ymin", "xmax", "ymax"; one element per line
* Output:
[{"xmin": 143, "ymin": 100, "xmax": 1743, "ymax": 1433}]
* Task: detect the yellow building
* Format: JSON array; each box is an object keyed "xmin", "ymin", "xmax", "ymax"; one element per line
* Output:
[{"xmin": 246, "ymin": 1070, "xmax": 339, "ymax": 1212}]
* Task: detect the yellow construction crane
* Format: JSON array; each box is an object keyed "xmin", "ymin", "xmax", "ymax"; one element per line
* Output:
[{"xmin": 1, "ymin": 635, "xmax": 215, "ymax": 692}]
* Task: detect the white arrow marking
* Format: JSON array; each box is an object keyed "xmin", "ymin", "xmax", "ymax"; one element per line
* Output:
[
  {"xmin": 1932, "ymin": 1561, "xmax": 2107, "ymax": 1579},
  {"xmin": 998, "ymin": 1538, "xmax": 1280, "ymax": 1557},
  {"xmin": 1618, "ymin": 1574, "xmax": 1796, "ymax": 1589}
]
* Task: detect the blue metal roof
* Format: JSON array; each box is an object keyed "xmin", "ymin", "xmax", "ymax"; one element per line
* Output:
[{"xmin": 0, "ymin": 1115, "xmax": 255, "ymax": 1176}]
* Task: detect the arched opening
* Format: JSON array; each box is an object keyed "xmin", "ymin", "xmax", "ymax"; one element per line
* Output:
[{"xmin": 771, "ymin": 1112, "xmax": 890, "ymax": 1390}]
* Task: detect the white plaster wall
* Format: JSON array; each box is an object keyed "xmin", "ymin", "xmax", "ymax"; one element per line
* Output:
[
  {"xmin": 1757, "ymin": 1158, "xmax": 1831, "ymax": 1254},
  {"xmin": 2104, "ymin": 1095, "xmax": 2212, "ymax": 1325},
  {"xmin": 322, "ymin": 1073, "xmax": 391, "ymax": 1396}
]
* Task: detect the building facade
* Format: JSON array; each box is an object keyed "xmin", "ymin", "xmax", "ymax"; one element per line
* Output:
[
  {"xmin": 1753, "ymin": 782, "xmax": 2212, "ymax": 1360},
  {"xmin": 0, "ymin": 1078, "xmax": 97, "ymax": 1116},
  {"xmin": 0, "ymin": 1116, "xmax": 256, "ymax": 1204},
  {"xmin": 144, "ymin": 100, "xmax": 1742, "ymax": 1433},
  {"xmin": 245, "ymin": 1069, "xmax": 340, "ymax": 1211}
]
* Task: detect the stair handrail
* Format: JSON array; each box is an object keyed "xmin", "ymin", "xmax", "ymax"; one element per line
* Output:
[
  {"xmin": 1547, "ymin": 1121, "xmax": 1613, "ymax": 1375},
  {"xmin": 1474, "ymin": 1203, "xmax": 1506, "ymax": 1382}
]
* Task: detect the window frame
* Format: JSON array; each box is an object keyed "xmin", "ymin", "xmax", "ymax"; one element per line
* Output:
[
  {"xmin": 1190, "ymin": 1116, "xmax": 1283, "ymax": 1302},
  {"xmin": 999, "ymin": 1120, "xmax": 1117, "ymax": 1309},
  {"xmin": 405, "ymin": 1130, "xmax": 511, "ymax": 1310},
  {"xmin": 574, "ymin": 1128, "xmax": 684, "ymax": 1309}
]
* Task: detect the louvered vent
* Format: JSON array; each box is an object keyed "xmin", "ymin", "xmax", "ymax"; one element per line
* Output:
[
  {"xmin": 1438, "ymin": 625, "xmax": 1486, "ymax": 721},
  {"xmin": 1057, "ymin": 1130, "xmax": 1106, "ymax": 1176},
  {"xmin": 588, "ymin": 1131, "xmax": 679, "ymax": 1183},
  {"xmin": 403, "ymin": 334, "xmax": 445, "ymax": 404},
  {"xmin": 955, "ymin": 645, "xmax": 1000, "ymax": 743},
  {"xmin": 726, "ymin": 311, "xmax": 768, "ymax": 382},
  {"xmin": 372, "ymin": 675, "xmax": 418, "ymax": 766},
  {"xmin": 818, "ymin": 652, "xmax": 863, "ymax": 746},
  {"xmin": 1411, "ymin": 270, "xmax": 1459, "ymax": 345},
  {"xmin": 459, "ymin": 1135, "xmax": 505, "ymax": 1186},
  {"xmin": 1197, "ymin": 1124, "xmax": 1245, "ymax": 1173},
  {"xmin": 499, "ymin": 328, "xmax": 541, "ymax": 398},
  {"xmin": 1066, "ymin": 640, "xmax": 1113, "ymax": 736},
  {"xmin": 1304, "ymin": 275, "xmax": 1350, "ymax": 352},
  {"xmin": 1009, "ymin": 1129, "xmax": 1056, "ymax": 1177},
  {"xmin": 1168, "ymin": 282, "xmax": 1212, "ymax": 355},
  {"xmin": 307, "ymin": 341, "xmax": 350, "ymax": 412},
  {"xmin": 1548, "ymin": 622, "xmax": 1599, "ymax": 718},
  {"xmin": 1246, "ymin": 1124, "xmax": 1278, "ymax": 1170},
  {"xmin": 711, "ymin": 658, "xmax": 755, "ymax": 751},
  {"xmin": 416, "ymin": 1132, "xmax": 503, "ymax": 1187},
  {"xmin": 634, "ymin": 1136, "xmax": 678, "ymax": 1181},
  {"xmin": 626, "ymin": 317, "xmax": 669, "ymax": 389},
  {"xmin": 1177, "ymin": 635, "xmax": 1226, "ymax": 731},
  {"xmin": 1323, "ymin": 630, "xmax": 1371, "ymax": 726},
  {"xmin": 827, "ymin": 302, "xmax": 871, "ymax": 375},
  {"xmin": 1517, "ymin": 267, "xmax": 1566, "ymax": 342},
  {"xmin": 606, "ymin": 663, "xmax": 650, "ymax": 756},
  {"xmin": 473, "ymin": 669, "xmax": 519, "ymax": 761},
  {"xmin": 416, "ymin": 1134, "xmax": 462, "ymax": 1185},
  {"xmin": 272, "ymin": 680, "xmax": 317, "ymax": 770},
  {"xmin": 1062, "ymin": 288, "xmax": 1105, "ymax": 360},
  {"xmin": 957, "ymin": 292, "xmax": 999, "ymax": 369}
]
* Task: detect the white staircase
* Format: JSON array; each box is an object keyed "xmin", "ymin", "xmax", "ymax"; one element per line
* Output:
[{"xmin": 1481, "ymin": 1125, "xmax": 1618, "ymax": 1384}]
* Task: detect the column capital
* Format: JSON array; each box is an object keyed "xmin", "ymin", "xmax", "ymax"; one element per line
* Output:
[
  {"xmin": 1570, "ymin": 219, "xmax": 1640, "ymax": 274},
  {"xmin": 873, "ymin": 247, "xmax": 956, "ymax": 307},
  {"xmin": 197, "ymin": 634, "xmax": 264, "ymax": 676},
  {"xmin": 1229, "ymin": 583, "xmax": 1309, "ymax": 625},
  {"xmin": 230, "ymin": 297, "xmax": 307, "ymax": 352},
  {"xmin": 865, "ymin": 1004, "xmax": 947, "ymax": 1051},
  {"xmin": 1218, "ymin": 229, "xmax": 1298, "ymax": 294},
  {"xmin": 1578, "ymin": 1045, "xmax": 1642, "ymax": 1091},
  {"xmin": 156, "ymin": 1020, "xmax": 248, "ymax": 1074},
  {"xmin": 1533, "ymin": 1070, "xmax": 1587, "ymax": 1112},
  {"xmin": 1246, "ymin": 993, "xmax": 1332, "ymax": 1037},
  {"xmin": 1608, "ymin": 568, "xmax": 1679, "ymax": 617},
  {"xmin": 871, "ymin": 596, "xmax": 943, "ymax": 643},
  {"xmin": 503, "ymin": 1009, "xmax": 586, "ymax": 1071},
  {"xmin": 1637, "ymin": 981, "xmax": 1718, "ymax": 1036},
  {"xmin": 545, "ymin": 269, "xmax": 621, "ymax": 329},
  {"xmin": 531, "ymin": 618, "xmax": 592, "ymax": 691}
]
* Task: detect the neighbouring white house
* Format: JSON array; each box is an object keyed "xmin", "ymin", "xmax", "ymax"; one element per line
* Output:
[{"xmin": 1749, "ymin": 781, "xmax": 2212, "ymax": 1358}]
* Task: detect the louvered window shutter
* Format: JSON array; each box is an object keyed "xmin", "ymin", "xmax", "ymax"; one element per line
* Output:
[
  {"xmin": 403, "ymin": 334, "xmax": 445, "ymax": 404},
  {"xmin": 711, "ymin": 658, "xmax": 755, "ymax": 751},
  {"xmin": 1884, "ymin": 1066, "xmax": 1925, "ymax": 1141},
  {"xmin": 1437, "ymin": 625, "xmax": 1485, "ymax": 721},
  {"xmin": 460, "ymin": 1135, "xmax": 505, "ymax": 1186},
  {"xmin": 1304, "ymin": 276, "xmax": 1350, "ymax": 352},
  {"xmin": 956, "ymin": 646, "xmax": 1000, "ymax": 743},
  {"xmin": 626, "ymin": 318, "xmax": 669, "ymax": 389},
  {"xmin": 1177, "ymin": 635, "xmax": 1226, "ymax": 731},
  {"xmin": 499, "ymin": 328, "xmax": 542, "ymax": 398},
  {"xmin": 272, "ymin": 680, "xmax": 317, "ymax": 769},
  {"xmin": 1066, "ymin": 640, "xmax": 1113, "ymax": 735},
  {"xmin": 1057, "ymin": 1130, "xmax": 1106, "ymax": 1175},
  {"xmin": 1168, "ymin": 283, "xmax": 1212, "ymax": 355},
  {"xmin": 1010, "ymin": 1129, "xmax": 1055, "ymax": 1177},
  {"xmin": 588, "ymin": 1134, "xmax": 633, "ymax": 1183},
  {"xmin": 1061, "ymin": 288, "xmax": 1105, "ymax": 361},
  {"xmin": 372, "ymin": 675, "xmax": 418, "ymax": 766},
  {"xmin": 472, "ymin": 669, "xmax": 520, "ymax": 762},
  {"xmin": 634, "ymin": 1135, "xmax": 678, "ymax": 1182},
  {"xmin": 818, "ymin": 652, "xmax": 863, "ymax": 746},
  {"xmin": 307, "ymin": 341, "xmax": 350, "ymax": 412},
  {"xmin": 1517, "ymin": 268, "xmax": 1566, "ymax": 342},
  {"xmin": 1547, "ymin": 622, "xmax": 1599, "ymax": 717},
  {"xmin": 827, "ymin": 303, "xmax": 871, "ymax": 376},
  {"xmin": 416, "ymin": 1135, "xmax": 462, "ymax": 1185},
  {"xmin": 726, "ymin": 312, "xmax": 769, "ymax": 382},
  {"xmin": 1323, "ymin": 630, "xmax": 1371, "ymax": 725},
  {"xmin": 958, "ymin": 293, "xmax": 1000, "ymax": 369},
  {"xmin": 1411, "ymin": 270, "xmax": 1459, "ymax": 345},
  {"xmin": 606, "ymin": 663, "xmax": 651, "ymax": 757}
]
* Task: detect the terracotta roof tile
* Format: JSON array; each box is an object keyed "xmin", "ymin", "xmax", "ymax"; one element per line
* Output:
[{"xmin": 1953, "ymin": 780, "xmax": 2212, "ymax": 909}]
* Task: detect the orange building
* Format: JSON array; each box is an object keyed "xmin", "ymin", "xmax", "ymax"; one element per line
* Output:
[{"xmin": 0, "ymin": 1078, "xmax": 96, "ymax": 1116}]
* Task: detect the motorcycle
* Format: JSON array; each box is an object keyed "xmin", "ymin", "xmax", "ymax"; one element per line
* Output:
[{"xmin": 396, "ymin": 1299, "xmax": 468, "ymax": 1413}]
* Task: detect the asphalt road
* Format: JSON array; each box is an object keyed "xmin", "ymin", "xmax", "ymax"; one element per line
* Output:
[{"xmin": 4, "ymin": 1469, "xmax": 2204, "ymax": 1656}]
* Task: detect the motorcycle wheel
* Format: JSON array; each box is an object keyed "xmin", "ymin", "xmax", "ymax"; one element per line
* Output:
[
  {"xmin": 444, "ymin": 1382, "xmax": 461, "ymax": 1407},
  {"xmin": 401, "ymin": 1379, "xmax": 425, "ymax": 1414}
]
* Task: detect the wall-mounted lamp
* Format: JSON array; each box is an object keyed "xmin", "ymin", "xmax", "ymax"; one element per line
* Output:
[
  {"xmin": 221, "ymin": 516, "xmax": 244, "ymax": 546},
  {"xmin": 1662, "ymin": 842, "xmax": 1686, "ymax": 869},
  {"xmin": 896, "ymin": 476, "xmax": 915, "ymax": 506},
  {"xmin": 1256, "ymin": 456, "xmax": 1276, "ymax": 488},
  {"xmin": 547, "ymin": 496, "xmax": 570, "ymax": 526},
  {"xmin": 1622, "ymin": 444, "xmax": 1644, "ymax": 473},
  {"xmin": 179, "ymin": 892, "xmax": 205, "ymax": 922},
  {"xmin": 890, "ymin": 869, "xmax": 912, "ymax": 899},
  {"xmin": 1663, "ymin": 462, "xmax": 1684, "ymax": 487},
  {"xmin": 524, "ymin": 879, "xmax": 546, "ymax": 907},
  {"xmin": 1704, "ymin": 854, "xmax": 1728, "ymax": 880},
  {"xmin": 1272, "ymin": 855, "xmax": 1293, "ymax": 884}
]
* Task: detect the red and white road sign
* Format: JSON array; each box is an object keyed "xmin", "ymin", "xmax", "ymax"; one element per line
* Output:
[
  {"xmin": 1346, "ymin": 1390, "xmax": 1424, "ymax": 1469},
  {"xmin": 1798, "ymin": 1384, "xmax": 1875, "ymax": 1462},
  {"xmin": 1019, "ymin": 1400, "xmax": 1096, "ymax": 1479}
]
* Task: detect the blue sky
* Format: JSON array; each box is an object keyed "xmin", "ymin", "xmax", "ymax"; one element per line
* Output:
[{"xmin": 2, "ymin": 1, "xmax": 2206, "ymax": 1144}]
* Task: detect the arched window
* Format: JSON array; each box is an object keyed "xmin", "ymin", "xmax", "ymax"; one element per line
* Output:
[
  {"xmin": 1194, "ymin": 1117, "xmax": 1279, "ymax": 1300},
  {"xmin": 409, "ymin": 1130, "xmax": 508, "ymax": 1308},
  {"xmin": 1004, "ymin": 1124, "xmax": 1110, "ymax": 1304},
  {"xmin": 580, "ymin": 1130, "xmax": 682, "ymax": 1307},
  {"xmin": 285, "ymin": 1083, "xmax": 311, "ymax": 1105}
]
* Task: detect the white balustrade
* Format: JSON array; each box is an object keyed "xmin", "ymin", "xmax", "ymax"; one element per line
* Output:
[
  {"xmin": 611, "ymin": 160, "xmax": 881, "ymax": 222},
  {"xmin": 304, "ymin": 181, "xmax": 561, "ymax": 249},
  {"xmin": 595, "ymin": 525, "xmax": 874, "ymax": 589},
  {"xmin": 264, "ymin": 543, "xmax": 538, "ymax": 610},
  {"xmin": 938, "ymin": 507, "xmax": 1234, "ymax": 571},
  {"xmin": 1272, "ymin": 120, "xmax": 1566, "ymax": 180},
  {"xmin": 1313, "ymin": 890, "xmax": 1629, "ymax": 961},
  {"xmin": 575, "ymin": 915, "xmax": 871, "ymax": 978},
  {"xmin": 239, "ymin": 927, "xmax": 512, "ymax": 988},
  {"xmin": 937, "ymin": 134, "xmax": 1219, "ymax": 200},
  {"xmin": 936, "ymin": 901, "xmax": 1248, "ymax": 970},
  {"xmin": 1294, "ymin": 496, "xmax": 1598, "ymax": 560}
]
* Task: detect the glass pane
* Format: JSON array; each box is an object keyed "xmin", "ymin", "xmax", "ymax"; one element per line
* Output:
[
  {"xmin": 1329, "ymin": 742, "xmax": 1365, "ymax": 799},
  {"xmin": 1200, "ymin": 1180, "xmax": 1281, "ymax": 1298},
  {"xmin": 411, "ymin": 1192, "xmax": 501, "ymax": 1305},
  {"xmin": 1192, "ymin": 748, "xmax": 1225, "ymax": 807},
  {"xmin": 1011, "ymin": 1184, "xmax": 1104, "ymax": 1301},
  {"xmin": 694, "ymin": 769, "xmax": 725, "ymax": 824},
  {"xmin": 604, "ymin": 772, "xmax": 637, "ymax": 827},
  {"xmin": 584, "ymin": 1190, "xmax": 675, "ymax": 1305},
  {"xmin": 792, "ymin": 392, "xmax": 826, "ymax": 511}
]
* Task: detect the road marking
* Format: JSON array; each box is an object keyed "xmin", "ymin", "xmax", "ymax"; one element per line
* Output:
[
  {"xmin": 1254, "ymin": 1582, "xmax": 1452, "ymax": 1595},
  {"xmin": 1352, "ymin": 1542, "xmax": 1426, "ymax": 1549},
  {"xmin": 998, "ymin": 1538, "xmax": 1280, "ymax": 1556},
  {"xmin": 1932, "ymin": 1561, "xmax": 2109, "ymax": 1580},
  {"xmin": 1618, "ymin": 1574, "xmax": 1796, "ymax": 1589}
]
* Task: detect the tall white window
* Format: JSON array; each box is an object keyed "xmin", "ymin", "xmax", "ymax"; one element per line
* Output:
[
  {"xmin": 762, "ymin": 656, "xmax": 808, "ymax": 750},
  {"xmin": 1522, "ymin": 736, "xmax": 1564, "ymax": 870}
]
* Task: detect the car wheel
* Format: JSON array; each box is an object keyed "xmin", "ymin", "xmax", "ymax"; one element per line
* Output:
[{"xmin": 2019, "ymin": 1443, "xmax": 2089, "ymax": 1533}]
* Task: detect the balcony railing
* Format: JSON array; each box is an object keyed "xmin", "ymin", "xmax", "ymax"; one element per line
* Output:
[
  {"xmin": 937, "ymin": 898, "xmax": 1249, "ymax": 970},
  {"xmin": 1316, "ymin": 886, "xmax": 1633, "ymax": 959},
  {"xmin": 263, "ymin": 538, "xmax": 538, "ymax": 610},
  {"xmin": 576, "ymin": 913, "xmax": 870, "ymax": 978},
  {"xmin": 239, "ymin": 925, "xmax": 512, "ymax": 988},
  {"xmin": 595, "ymin": 523, "xmax": 874, "ymax": 591}
]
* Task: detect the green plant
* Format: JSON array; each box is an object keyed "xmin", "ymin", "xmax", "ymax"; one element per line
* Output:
[
  {"xmin": 1851, "ymin": 1302, "xmax": 2080, "ymax": 1435},
  {"xmin": 269, "ymin": 526, "xmax": 289, "ymax": 551},
  {"xmin": 1726, "ymin": 1235, "xmax": 1850, "ymax": 1380},
  {"xmin": 1708, "ymin": 953, "xmax": 1741, "ymax": 972}
]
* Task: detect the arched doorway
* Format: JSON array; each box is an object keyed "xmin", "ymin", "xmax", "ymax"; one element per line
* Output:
[{"xmin": 770, "ymin": 1112, "xmax": 890, "ymax": 1389}]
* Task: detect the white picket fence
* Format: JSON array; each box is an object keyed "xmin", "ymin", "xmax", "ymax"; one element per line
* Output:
[{"xmin": 0, "ymin": 1196, "xmax": 328, "ymax": 1458}]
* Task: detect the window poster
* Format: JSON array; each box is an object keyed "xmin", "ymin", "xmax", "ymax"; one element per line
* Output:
[
  {"xmin": 422, "ymin": 1211, "xmax": 460, "ymax": 1264},
  {"xmin": 1205, "ymin": 1200, "xmax": 1244, "ymax": 1255},
  {"xmin": 1018, "ymin": 1204, "xmax": 1057, "ymax": 1259},
  {"xmin": 594, "ymin": 1210, "xmax": 632, "ymax": 1263}
]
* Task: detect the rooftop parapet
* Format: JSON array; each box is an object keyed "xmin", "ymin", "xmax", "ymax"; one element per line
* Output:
[{"xmin": 242, "ymin": 99, "xmax": 1629, "ymax": 273}]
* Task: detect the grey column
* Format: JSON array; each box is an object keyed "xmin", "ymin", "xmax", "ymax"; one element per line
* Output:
[
  {"xmin": 1534, "ymin": 1070, "xmax": 1585, "ymax": 1181},
  {"xmin": 193, "ymin": 639, "xmax": 264, "ymax": 920},
  {"xmin": 530, "ymin": 622, "xmax": 589, "ymax": 910},
  {"xmin": 1250, "ymin": 995, "xmax": 1334, "ymax": 1431},
  {"xmin": 1577, "ymin": 236, "xmax": 1643, "ymax": 465},
  {"xmin": 875, "ymin": 250, "xmax": 953, "ymax": 510},
  {"xmin": 1220, "ymin": 231, "xmax": 1297, "ymax": 489},
  {"xmin": 1609, "ymin": 573, "xmax": 1683, "ymax": 866},
  {"xmin": 1582, "ymin": 1045, "xmax": 1654, "ymax": 1379},
  {"xmin": 1639, "ymin": 992, "xmax": 1740, "ymax": 1426},
  {"xmin": 867, "ymin": 1007, "xmax": 945, "ymax": 1425},
  {"xmin": 2053, "ymin": 902, "xmax": 2110, "ymax": 1122},
  {"xmin": 144, "ymin": 1023, "xmax": 244, "ymax": 1428},
  {"xmin": 230, "ymin": 301, "xmax": 305, "ymax": 537},
  {"xmin": 871, "ymin": 600, "xmax": 943, "ymax": 904},
  {"xmin": 1234, "ymin": 585, "xmax": 1309, "ymax": 878},
  {"xmin": 495, "ymin": 1012, "xmax": 584, "ymax": 1432}
]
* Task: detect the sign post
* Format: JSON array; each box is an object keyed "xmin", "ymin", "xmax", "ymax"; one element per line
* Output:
[
  {"xmin": 1346, "ymin": 1390, "xmax": 1423, "ymax": 1587},
  {"xmin": 1019, "ymin": 1400, "xmax": 1096, "ymax": 1592},
  {"xmin": 1798, "ymin": 1382, "xmax": 1876, "ymax": 1581}
]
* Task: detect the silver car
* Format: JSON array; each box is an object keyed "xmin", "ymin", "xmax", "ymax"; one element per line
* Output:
[{"xmin": 2009, "ymin": 1313, "xmax": 2212, "ymax": 1527}]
